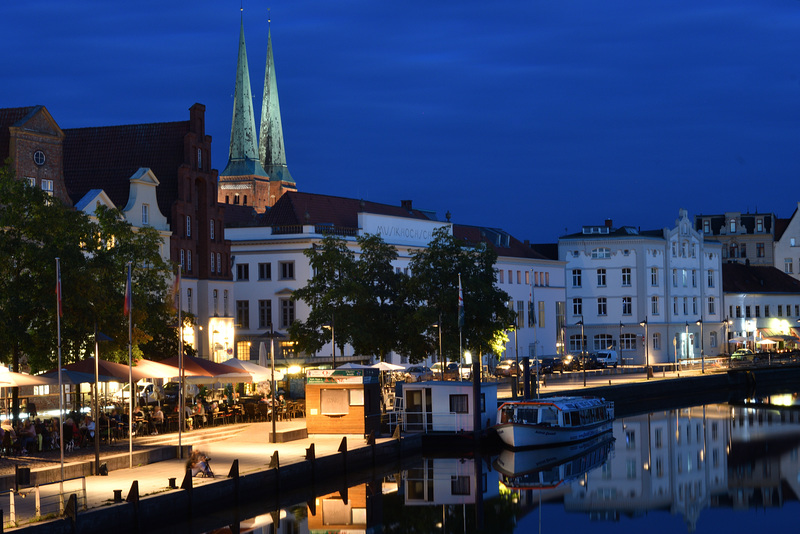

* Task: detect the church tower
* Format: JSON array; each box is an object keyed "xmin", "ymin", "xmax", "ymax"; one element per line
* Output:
[
  {"xmin": 259, "ymin": 23, "xmax": 296, "ymax": 207},
  {"xmin": 218, "ymin": 13, "xmax": 296, "ymax": 213}
]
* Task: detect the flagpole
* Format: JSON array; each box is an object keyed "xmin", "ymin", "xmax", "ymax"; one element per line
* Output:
[
  {"xmin": 126, "ymin": 262, "xmax": 133, "ymax": 468},
  {"xmin": 458, "ymin": 273, "xmax": 464, "ymax": 382},
  {"xmin": 56, "ymin": 258, "xmax": 65, "ymax": 511},
  {"xmin": 531, "ymin": 268, "xmax": 539, "ymax": 399},
  {"xmin": 177, "ymin": 270, "xmax": 183, "ymax": 457}
]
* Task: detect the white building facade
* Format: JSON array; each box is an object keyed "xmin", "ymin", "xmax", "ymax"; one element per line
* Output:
[
  {"xmin": 225, "ymin": 192, "xmax": 566, "ymax": 370},
  {"xmin": 558, "ymin": 210, "xmax": 724, "ymax": 366}
]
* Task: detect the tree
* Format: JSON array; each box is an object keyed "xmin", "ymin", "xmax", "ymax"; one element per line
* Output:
[
  {"xmin": 0, "ymin": 164, "xmax": 177, "ymax": 373},
  {"xmin": 403, "ymin": 227, "xmax": 514, "ymax": 364},
  {"xmin": 348, "ymin": 234, "xmax": 403, "ymax": 362},
  {"xmin": 289, "ymin": 235, "xmax": 358, "ymax": 357}
]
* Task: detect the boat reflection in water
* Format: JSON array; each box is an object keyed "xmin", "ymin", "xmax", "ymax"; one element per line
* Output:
[{"xmin": 494, "ymin": 431, "xmax": 615, "ymax": 491}]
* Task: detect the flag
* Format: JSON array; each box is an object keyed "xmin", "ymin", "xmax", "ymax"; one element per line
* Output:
[
  {"xmin": 457, "ymin": 273, "xmax": 464, "ymax": 329},
  {"xmin": 123, "ymin": 264, "xmax": 132, "ymax": 316},
  {"xmin": 171, "ymin": 269, "xmax": 181, "ymax": 311},
  {"xmin": 56, "ymin": 262, "xmax": 63, "ymax": 317}
]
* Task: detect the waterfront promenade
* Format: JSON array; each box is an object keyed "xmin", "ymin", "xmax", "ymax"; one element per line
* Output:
[{"xmin": 3, "ymin": 360, "xmax": 776, "ymax": 532}]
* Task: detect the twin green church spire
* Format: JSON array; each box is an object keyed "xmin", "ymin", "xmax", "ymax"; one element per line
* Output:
[{"xmin": 222, "ymin": 13, "xmax": 294, "ymax": 186}]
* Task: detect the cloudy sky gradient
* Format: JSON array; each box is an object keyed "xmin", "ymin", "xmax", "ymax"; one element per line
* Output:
[{"xmin": 5, "ymin": 1, "xmax": 800, "ymax": 242}]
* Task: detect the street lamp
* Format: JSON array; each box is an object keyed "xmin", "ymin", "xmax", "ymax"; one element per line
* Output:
[
  {"xmin": 432, "ymin": 317, "xmax": 443, "ymax": 380},
  {"xmin": 639, "ymin": 318, "xmax": 650, "ymax": 379},
  {"xmin": 262, "ymin": 325, "xmax": 285, "ymax": 444},
  {"xmin": 685, "ymin": 322, "xmax": 690, "ymax": 364},
  {"xmin": 576, "ymin": 317, "xmax": 585, "ymax": 387},
  {"xmin": 509, "ymin": 323, "xmax": 519, "ymax": 397},
  {"xmin": 322, "ymin": 318, "xmax": 335, "ymax": 369},
  {"xmin": 696, "ymin": 319, "xmax": 704, "ymax": 373},
  {"xmin": 619, "ymin": 322, "xmax": 624, "ymax": 366}
]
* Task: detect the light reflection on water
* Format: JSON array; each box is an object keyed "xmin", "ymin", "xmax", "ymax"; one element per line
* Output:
[{"xmin": 205, "ymin": 392, "xmax": 800, "ymax": 534}]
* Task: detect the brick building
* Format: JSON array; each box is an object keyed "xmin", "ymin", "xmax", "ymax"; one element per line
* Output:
[{"xmin": 0, "ymin": 106, "xmax": 72, "ymax": 206}]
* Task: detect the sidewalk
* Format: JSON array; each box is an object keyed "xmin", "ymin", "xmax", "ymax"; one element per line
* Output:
[{"xmin": 5, "ymin": 419, "xmax": 381, "ymax": 529}]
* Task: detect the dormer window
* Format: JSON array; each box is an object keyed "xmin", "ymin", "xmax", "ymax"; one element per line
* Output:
[
  {"xmin": 756, "ymin": 219, "xmax": 763, "ymax": 233},
  {"xmin": 33, "ymin": 150, "xmax": 45, "ymax": 166},
  {"xmin": 730, "ymin": 219, "xmax": 736, "ymax": 233},
  {"xmin": 703, "ymin": 220, "xmax": 710, "ymax": 234}
]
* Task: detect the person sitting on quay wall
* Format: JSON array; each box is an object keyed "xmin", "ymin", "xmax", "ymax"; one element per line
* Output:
[{"xmin": 186, "ymin": 449, "xmax": 213, "ymax": 477}]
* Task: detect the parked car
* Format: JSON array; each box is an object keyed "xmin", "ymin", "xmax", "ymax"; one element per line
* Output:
[
  {"xmin": 731, "ymin": 348, "xmax": 755, "ymax": 361},
  {"xmin": 537, "ymin": 357, "xmax": 560, "ymax": 375},
  {"xmin": 594, "ymin": 350, "xmax": 619, "ymax": 368},
  {"xmin": 560, "ymin": 354, "xmax": 582, "ymax": 371},
  {"xmin": 458, "ymin": 363, "xmax": 474, "ymax": 380},
  {"xmin": 443, "ymin": 362, "xmax": 462, "ymax": 380},
  {"xmin": 495, "ymin": 359, "xmax": 520, "ymax": 377},
  {"xmin": 404, "ymin": 365, "xmax": 435, "ymax": 382},
  {"xmin": 163, "ymin": 381, "xmax": 199, "ymax": 404},
  {"xmin": 113, "ymin": 381, "xmax": 163, "ymax": 406}
]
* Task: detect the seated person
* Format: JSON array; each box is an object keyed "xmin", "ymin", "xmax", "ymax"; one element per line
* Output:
[
  {"xmin": 18, "ymin": 420, "xmax": 37, "ymax": 454},
  {"xmin": 192, "ymin": 402, "xmax": 207, "ymax": 427},
  {"xmin": 132, "ymin": 405, "xmax": 146, "ymax": 435},
  {"xmin": 186, "ymin": 449, "xmax": 213, "ymax": 477},
  {"xmin": 149, "ymin": 405, "xmax": 164, "ymax": 434},
  {"xmin": 78, "ymin": 415, "xmax": 95, "ymax": 446}
]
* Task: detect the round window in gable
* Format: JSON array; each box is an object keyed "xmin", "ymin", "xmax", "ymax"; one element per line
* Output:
[{"xmin": 33, "ymin": 150, "xmax": 46, "ymax": 166}]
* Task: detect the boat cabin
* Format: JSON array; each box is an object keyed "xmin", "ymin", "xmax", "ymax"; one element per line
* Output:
[
  {"xmin": 401, "ymin": 381, "xmax": 498, "ymax": 433},
  {"xmin": 498, "ymin": 398, "xmax": 613, "ymax": 428}
]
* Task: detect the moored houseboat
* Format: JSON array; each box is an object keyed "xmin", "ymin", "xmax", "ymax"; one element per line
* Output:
[{"xmin": 494, "ymin": 396, "xmax": 614, "ymax": 449}]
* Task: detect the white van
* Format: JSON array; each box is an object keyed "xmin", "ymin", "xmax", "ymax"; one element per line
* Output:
[{"xmin": 594, "ymin": 350, "xmax": 619, "ymax": 368}]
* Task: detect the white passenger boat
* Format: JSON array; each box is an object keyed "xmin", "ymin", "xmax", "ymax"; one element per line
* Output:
[{"xmin": 494, "ymin": 396, "xmax": 614, "ymax": 449}]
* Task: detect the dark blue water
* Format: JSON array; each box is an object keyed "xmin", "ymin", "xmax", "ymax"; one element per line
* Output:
[{"xmin": 203, "ymin": 391, "xmax": 800, "ymax": 533}]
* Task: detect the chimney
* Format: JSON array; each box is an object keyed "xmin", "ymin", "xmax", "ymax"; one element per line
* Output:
[
  {"xmin": 401, "ymin": 200, "xmax": 412, "ymax": 211},
  {"xmin": 605, "ymin": 219, "xmax": 613, "ymax": 228}
]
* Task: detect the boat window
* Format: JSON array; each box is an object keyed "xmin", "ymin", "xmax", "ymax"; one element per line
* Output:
[
  {"xmin": 541, "ymin": 408, "xmax": 558, "ymax": 425},
  {"xmin": 518, "ymin": 408, "xmax": 538, "ymax": 423}
]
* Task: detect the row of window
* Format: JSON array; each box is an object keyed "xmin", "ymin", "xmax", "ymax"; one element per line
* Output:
[
  {"xmin": 498, "ymin": 270, "xmax": 551, "ymax": 286},
  {"xmin": 235, "ymin": 298, "xmax": 295, "ymax": 329},
  {"xmin": 671, "ymin": 241, "xmax": 697, "ymax": 258},
  {"xmin": 571, "ymin": 268, "xmax": 716, "ymax": 289},
  {"xmin": 572, "ymin": 296, "xmax": 716, "ymax": 317},
  {"xmin": 508, "ymin": 300, "xmax": 546, "ymax": 328},
  {"xmin": 729, "ymin": 303, "xmax": 800, "ymax": 319},
  {"xmin": 236, "ymin": 261, "xmax": 295, "ymax": 281},
  {"xmin": 184, "ymin": 216, "xmax": 220, "ymax": 241},
  {"xmin": 225, "ymin": 194, "xmax": 249, "ymax": 206},
  {"xmin": 184, "ymin": 287, "xmax": 230, "ymax": 316},
  {"xmin": 179, "ymin": 250, "xmax": 228, "ymax": 276},
  {"xmin": 721, "ymin": 242, "xmax": 767, "ymax": 259},
  {"xmin": 703, "ymin": 217, "xmax": 766, "ymax": 235},
  {"xmin": 25, "ymin": 177, "xmax": 54, "ymax": 195},
  {"xmin": 568, "ymin": 331, "xmax": 721, "ymax": 352}
]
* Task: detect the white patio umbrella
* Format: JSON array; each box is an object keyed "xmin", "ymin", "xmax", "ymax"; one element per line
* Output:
[
  {"xmin": 336, "ymin": 363, "xmax": 371, "ymax": 369},
  {"xmin": 756, "ymin": 338, "xmax": 777, "ymax": 344},
  {"xmin": 371, "ymin": 362, "xmax": 406, "ymax": 371},
  {"xmin": 221, "ymin": 357, "xmax": 284, "ymax": 382}
]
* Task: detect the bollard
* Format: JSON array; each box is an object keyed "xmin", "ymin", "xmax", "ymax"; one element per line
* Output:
[
  {"xmin": 168, "ymin": 478, "xmax": 177, "ymax": 489},
  {"xmin": 113, "ymin": 489, "xmax": 123, "ymax": 503}
]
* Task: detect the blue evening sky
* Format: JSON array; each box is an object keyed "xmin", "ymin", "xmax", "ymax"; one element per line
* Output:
[{"xmin": 4, "ymin": 1, "xmax": 800, "ymax": 242}]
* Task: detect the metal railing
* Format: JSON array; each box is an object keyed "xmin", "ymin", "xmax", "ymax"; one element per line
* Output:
[{"xmin": 2, "ymin": 476, "xmax": 87, "ymax": 529}]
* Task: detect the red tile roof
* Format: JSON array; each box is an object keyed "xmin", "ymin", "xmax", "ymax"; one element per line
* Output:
[
  {"xmin": 261, "ymin": 191, "xmax": 435, "ymax": 228},
  {"xmin": 63, "ymin": 121, "xmax": 189, "ymax": 224}
]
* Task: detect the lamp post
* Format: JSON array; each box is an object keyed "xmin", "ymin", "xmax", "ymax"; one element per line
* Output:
[
  {"xmin": 639, "ymin": 318, "xmax": 649, "ymax": 379},
  {"xmin": 696, "ymin": 319, "xmax": 704, "ymax": 373},
  {"xmin": 576, "ymin": 317, "xmax": 585, "ymax": 387},
  {"xmin": 262, "ymin": 325, "xmax": 285, "ymax": 444},
  {"xmin": 509, "ymin": 324, "xmax": 519, "ymax": 397},
  {"xmin": 323, "ymin": 318, "xmax": 335, "ymax": 369},
  {"xmin": 432, "ymin": 317, "xmax": 443, "ymax": 380},
  {"xmin": 724, "ymin": 317, "xmax": 731, "ymax": 356},
  {"xmin": 685, "ymin": 322, "xmax": 689, "ymax": 364},
  {"xmin": 619, "ymin": 322, "xmax": 624, "ymax": 367}
]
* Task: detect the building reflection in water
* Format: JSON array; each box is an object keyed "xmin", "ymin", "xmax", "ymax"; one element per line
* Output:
[{"xmin": 212, "ymin": 396, "xmax": 800, "ymax": 534}]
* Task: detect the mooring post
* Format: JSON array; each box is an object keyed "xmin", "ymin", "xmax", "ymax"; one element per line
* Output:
[
  {"xmin": 127, "ymin": 481, "xmax": 140, "ymax": 532},
  {"xmin": 338, "ymin": 437, "xmax": 348, "ymax": 474},
  {"xmin": 306, "ymin": 443, "xmax": 316, "ymax": 487},
  {"xmin": 228, "ymin": 459, "xmax": 240, "ymax": 503}
]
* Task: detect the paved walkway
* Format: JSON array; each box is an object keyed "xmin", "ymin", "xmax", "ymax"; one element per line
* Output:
[{"xmin": 5, "ymin": 420, "xmax": 383, "ymax": 529}]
